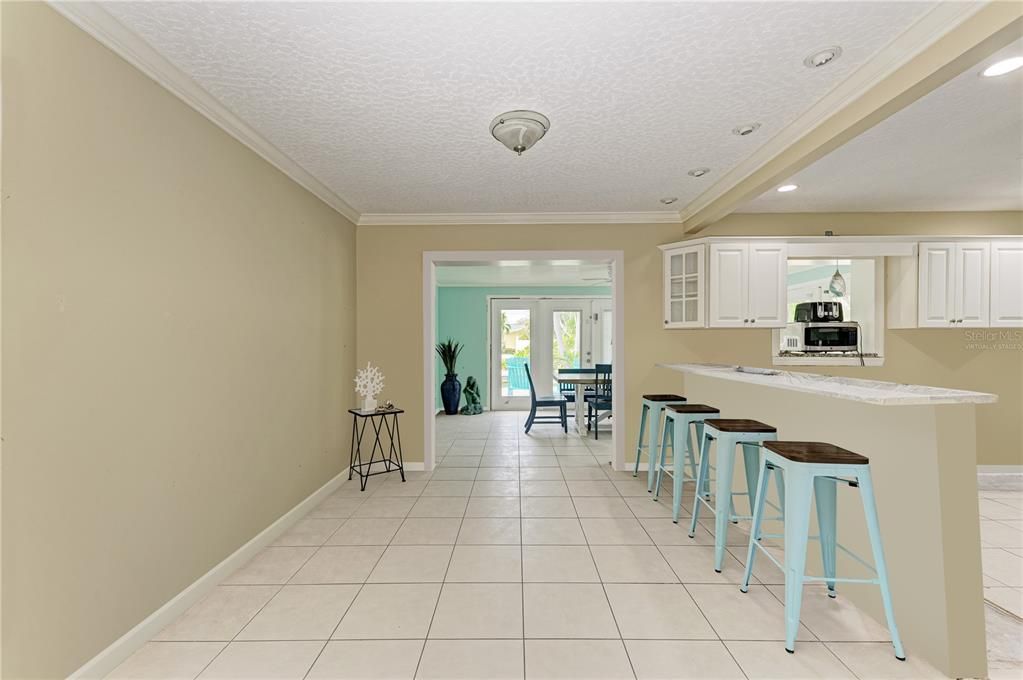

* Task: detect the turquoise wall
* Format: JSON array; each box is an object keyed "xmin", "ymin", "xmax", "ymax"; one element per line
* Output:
[{"xmin": 436, "ymin": 286, "xmax": 611, "ymax": 409}]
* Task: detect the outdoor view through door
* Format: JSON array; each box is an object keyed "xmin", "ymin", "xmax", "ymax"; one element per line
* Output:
[{"xmin": 491, "ymin": 298, "xmax": 612, "ymax": 410}]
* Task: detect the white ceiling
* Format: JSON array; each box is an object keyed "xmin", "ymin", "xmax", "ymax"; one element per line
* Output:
[
  {"xmin": 740, "ymin": 38, "xmax": 1023, "ymax": 213},
  {"xmin": 436, "ymin": 261, "xmax": 611, "ymax": 287},
  {"xmin": 100, "ymin": 1, "xmax": 939, "ymax": 217}
]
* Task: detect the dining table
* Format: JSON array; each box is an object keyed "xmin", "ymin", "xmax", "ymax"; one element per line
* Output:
[{"xmin": 553, "ymin": 372, "xmax": 611, "ymax": 436}]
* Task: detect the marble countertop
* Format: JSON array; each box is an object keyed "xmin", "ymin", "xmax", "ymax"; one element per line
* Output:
[{"xmin": 658, "ymin": 363, "xmax": 998, "ymax": 406}]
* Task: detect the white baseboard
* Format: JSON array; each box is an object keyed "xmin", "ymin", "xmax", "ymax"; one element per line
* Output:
[
  {"xmin": 69, "ymin": 468, "xmax": 351, "ymax": 679},
  {"xmin": 978, "ymin": 466, "xmax": 1023, "ymax": 474}
]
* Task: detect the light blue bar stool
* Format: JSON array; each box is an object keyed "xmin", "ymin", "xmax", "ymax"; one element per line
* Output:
[
  {"xmin": 740, "ymin": 441, "xmax": 905, "ymax": 660},
  {"xmin": 653, "ymin": 403, "xmax": 720, "ymax": 523},
  {"xmin": 689, "ymin": 418, "xmax": 779, "ymax": 573},
  {"xmin": 633, "ymin": 393, "xmax": 687, "ymax": 492}
]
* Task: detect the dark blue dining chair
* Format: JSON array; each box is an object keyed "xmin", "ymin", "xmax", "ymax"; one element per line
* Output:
[
  {"xmin": 586, "ymin": 363, "xmax": 613, "ymax": 439},
  {"xmin": 524, "ymin": 363, "xmax": 568, "ymax": 434}
]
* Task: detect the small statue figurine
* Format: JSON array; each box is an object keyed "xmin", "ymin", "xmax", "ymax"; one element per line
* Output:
[{"xmin": 459, "ymin": 376, "xmax": 483, "ymax": 415}]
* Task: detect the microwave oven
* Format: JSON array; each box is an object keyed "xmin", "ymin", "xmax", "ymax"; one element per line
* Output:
[{"xmin": 781, "ymin": 322, "xmax": 859, "ymax": 353}]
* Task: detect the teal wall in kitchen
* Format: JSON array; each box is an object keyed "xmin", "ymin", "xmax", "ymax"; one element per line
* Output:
[{"xmin": 436, "ymin": 286, "xmax": 611, "ymax": 410}]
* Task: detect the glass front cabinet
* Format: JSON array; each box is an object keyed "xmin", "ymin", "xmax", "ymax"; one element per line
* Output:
[{"xmin": 663, "ymin": 244, "xmax": 705, "ymax": 328}]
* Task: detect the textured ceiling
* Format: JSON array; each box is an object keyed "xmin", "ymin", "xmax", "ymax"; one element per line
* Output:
[
  {"xmin": 436, "ymin": 261, "xmax": 612, "ymax": 287},
  {"xmin": 740, "ymin": 38, "xmax": 1023, "ymax": 213},
  {"xmin": 102, "ymin": 1, "xmax": 938, "ymax": 216}
]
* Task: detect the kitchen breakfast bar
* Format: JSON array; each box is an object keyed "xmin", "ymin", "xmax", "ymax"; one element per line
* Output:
[{"xmin": 657, "ymin": 363, "xmax": 997, "ymax": 680}]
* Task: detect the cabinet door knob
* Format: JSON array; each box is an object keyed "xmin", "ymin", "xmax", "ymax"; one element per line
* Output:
[
  {"xmin": 751, "ymin": 319, "xmax": 756, "ymax": 323},
  {"xmin": 743, "ymin": 319, "xmax": 750, "ymax": 323}
]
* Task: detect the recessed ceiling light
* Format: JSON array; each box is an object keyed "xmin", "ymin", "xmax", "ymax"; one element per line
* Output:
[
  {"xmin": 732, "ymin": 123, "xmax": 761, "ymax": 137},
  {"xmin": 804, "ymin": 46, "xmax": 843, "ymax": 69},
  {"xmin": 982, "ymin": 56, "xmax": 1023, "ymax": 77},
  {"xmin": 688, "ymin": 167, "xmax": 711, "ymax": 178},
  {"xmin": 776, "ymin": 184, "xmax": 799, "ymax": 193},
  {"xmin": 660, "ymin": 197, "xmax": 679, "ymax": 205}
]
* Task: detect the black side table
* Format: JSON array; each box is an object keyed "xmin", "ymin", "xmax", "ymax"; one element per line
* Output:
[{"xmin": 347, "ymin": 407, "xmax": 406, "ymax": 491}]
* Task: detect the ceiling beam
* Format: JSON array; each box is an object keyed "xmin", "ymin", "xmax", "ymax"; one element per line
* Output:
[{"xmin": 680, "ymin": 1, "xmax": 1023, "ymax": 233}]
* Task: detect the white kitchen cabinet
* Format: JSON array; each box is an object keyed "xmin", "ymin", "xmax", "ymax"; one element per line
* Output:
[
  {"xmin": 709, "ymin": 241, "xmax": 787, "ymax": 328},
  {"xmin": 990, "ymin": 240, "xmax": 1023, "ymax": 327},
  {"xmin": 663, "ymin": 244, "xmax": 705, "ymax": 328},
  {"xmin": 918, "ymin": 242, "xmax": 989, "ymax": 327}
]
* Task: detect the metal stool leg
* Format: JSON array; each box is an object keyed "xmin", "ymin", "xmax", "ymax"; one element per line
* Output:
[
  {"xmin": 688, "ymin": 429, "xmax": 712, "ymax": 537},
  {"xmin": 713, "ymin": 434, "xmax": 738, "ymax": 573},
  {"xmin": 670, "ymin": 419, "xmax": 687, "ymax": 522},
  {"xmin": 858, "ymin": 468, "xmax": 906, "ymax": 661},
  {"xmin": 742, "ymin": 443, "xmax": 763, "ymax": 517},
  {"xmin": 741, "ymin": 457, "xmax": 772, "ymax": 593},
  {"xmin": 783, "ymin": 467, "xmax": 814, "ymax": 653},
  {"xmin": 633, "ymin": 403, "xmax": 648, "ymax": 477},
  {"xmin": 814, "ymin": 476, "xmax": 838, "ymax": 598},
  {"xmin": 647, "ymin": 405, "xmax": 663, "ymax": 492},
  {"xmin": 654, "ymin": 415, "xmax": 676, "ymax": 500}
]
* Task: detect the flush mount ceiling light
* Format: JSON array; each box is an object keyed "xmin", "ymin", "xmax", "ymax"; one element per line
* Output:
[
  {"xmin": 776, "ymin": 184, "xmax": 799, "ymax": 192},
  {"xmin": 732, "ymin": 123, "xmax": 761, "ymax": 137},
  {"xmin": 688, "ymin": 167, "xmax": 711, "ymax": 178},
  {"xmin": 981, "ymin": 56, "xmax": 1023, "ymax": 77},
  {"xmin": 804, "ymin": 46, "xmax": 843, "ymax": 69},
  {"xmin": 660, "ymin": 197, "xmax": 679, "ymax": 205},
  {"xmin": 490, "ymin": 110, "xmax": 550, "ymax": 155}
]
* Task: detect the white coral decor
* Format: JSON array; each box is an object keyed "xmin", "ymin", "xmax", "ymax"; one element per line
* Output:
[{"xmin": 354, "ymin": 362, "xmax": 385, "ymax": 411}]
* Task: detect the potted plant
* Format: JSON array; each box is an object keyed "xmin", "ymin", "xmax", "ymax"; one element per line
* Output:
[{"xmin": 436, "ymin": 339, "xmax": 464, "ymax": 415}]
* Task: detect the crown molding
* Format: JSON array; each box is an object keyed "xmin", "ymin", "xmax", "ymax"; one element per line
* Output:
[
  {"xmin": 678, "ymin": 0, "xmax": 992, "ymax": 230},
  {"xmin": 358, "ymin": 211, "xmax": 682, "ymax": 226},
  {"xmin": 48, "ymin": 1, "xmax": 362, "ymax": 225}
]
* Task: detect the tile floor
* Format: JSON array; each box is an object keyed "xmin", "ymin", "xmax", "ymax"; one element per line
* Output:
[
  {"xmin": 108, "ymin": 412, "xmax": 1019, "ymax": 679},
  {"xmin": 977, "ymin": 476, "xmax": 1023, "ymax": 680}
]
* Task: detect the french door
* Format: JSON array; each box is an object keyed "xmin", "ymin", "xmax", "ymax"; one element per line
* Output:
[{"xmin": 489, "ymin": 297, "xmax": 611, "ymax": 410}]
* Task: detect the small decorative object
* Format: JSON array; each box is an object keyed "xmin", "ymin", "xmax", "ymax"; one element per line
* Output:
[
  {"xmin": 354, "ymin": 361, "xmax": 385, "ymax": 412},
  {"xmin": 435, "ymin": 338, "xmax": 464, "ymax": 415},
  {"xmin": 459, "ymin": 377, "xmax": 483, "ymax": 415}
]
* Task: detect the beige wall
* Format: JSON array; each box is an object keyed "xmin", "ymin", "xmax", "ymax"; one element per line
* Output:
[
  {"xmin": 1, "ymin": 4, "xmax": 356, "ymax": 678},
  {"xmin": 356, "ymin": 211, "xmax": 1023, "ymax": 470}
]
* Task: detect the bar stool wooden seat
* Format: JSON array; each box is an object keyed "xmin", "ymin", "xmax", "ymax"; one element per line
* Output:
[
  {"xmin": 740, "ymin": 441, "xmax": 905, "ymax": 660},
  {"xmin": 633, "ymin": 394, "xmax": 687, "ymax": 493},
  {"xmin": 654, "ymin": 404, "xmax": 720, "ymax": 523},
  {"xmin": 689, "ymin": 418, "xmax": 779, "ymax": 573}
]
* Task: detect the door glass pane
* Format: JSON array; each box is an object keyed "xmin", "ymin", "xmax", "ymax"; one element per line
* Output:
[
  {"xmin": 670, "ymin": 279, "xmax": 686, "ymax": 297},
  {"xmin": 684, "ymin": 277, "xmax": 698, "ymax": 296},
  {"xmin": 685, "ymin": 299, "xmax": 698, "ymax": 322},
  {"xmin": 551, "ymin": 310, "xmax": 581, "ymax": 392},
  {"xmin": 500, "ymin": 309, "xmax": 531, "ymax": 398},
  {"xmin": 670, "ymin": 300, "xmax": 684, "ymax": 323}
]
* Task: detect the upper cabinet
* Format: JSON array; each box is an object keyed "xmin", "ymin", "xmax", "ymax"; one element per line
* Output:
[
  {"xmin": 918, "ymin": 242, "xmax": 990, "ymax": 327},
  {"xmin": 991, "ymin": 241, "xmax": 1023, "ymax": 327},
  {"xmin": 663, "ymin": 244, "xmax": 705, "ymax": 328},
  {"xmin": 708, "ymin": 241, "xmax": 787, "ymax": 328}
]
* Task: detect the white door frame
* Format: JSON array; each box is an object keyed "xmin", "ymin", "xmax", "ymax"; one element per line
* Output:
[{"xmin": 424, "ymin": 251, "xmax": 626, "ymax": 472}]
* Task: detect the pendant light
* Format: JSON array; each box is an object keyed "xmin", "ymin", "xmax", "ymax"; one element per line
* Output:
[{"xmin": 829, "ymin": 260, "xmax": 847, "ymax": 298}]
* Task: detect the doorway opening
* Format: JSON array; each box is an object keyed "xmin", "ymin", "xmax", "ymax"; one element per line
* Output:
[{"xmin": 423, "ymin": 252, "xmax": 625, "ymax": 471}]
